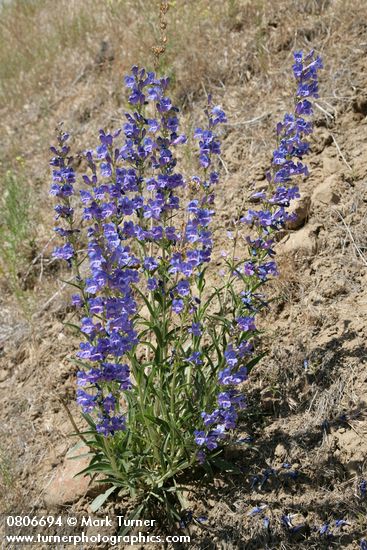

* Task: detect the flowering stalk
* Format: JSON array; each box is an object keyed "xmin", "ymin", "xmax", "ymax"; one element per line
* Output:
[
  {"xmin": 194, "ymin": 50, "xmax": 323, "ymax": 460},
  {"xmin": 50, "ymin": 51, "xmax": 322, "ymax": 518}
]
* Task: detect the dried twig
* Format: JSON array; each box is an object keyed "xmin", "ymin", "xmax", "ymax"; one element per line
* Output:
[
  {"xmin": 22, "ymin": 235, "xmax": 56, "ymax": 285},
  {"xmin": 152, "ymin": 0, "xmax": 169, "ymax": 69},
  {"xmin": 335, "ymin": 209, "xmax": 367, "ymax": 266},
  {"xmin": 219, "ymin": 155, "xmax": 229, "ymax": 175},
  {"xmin": 314, "ymin": 101, "xmax": 334, "ymax": 120},
  {"xmin": 32, "ymin": 282, "xmax": 67, "ymax": 319},
  {"xmin": 331, "ymin": 133, "xmax": 353, "ymax": 171}
]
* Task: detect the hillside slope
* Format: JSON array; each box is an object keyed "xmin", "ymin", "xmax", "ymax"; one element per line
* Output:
[{"xmin": 0, "ymin": 0, "xmax": 367, "ymax": 548}]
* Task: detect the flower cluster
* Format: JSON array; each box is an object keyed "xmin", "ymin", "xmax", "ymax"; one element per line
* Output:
[
  {"xmin": 50, "ymin": 131, "xmax": 77, "ymax": 262},
  {"xmin": 194, "ymin": 50, "xmax": 323, "ymax": 459},
  {"xmin": 50, "ymin": 67, "xmax": 227, "ymax": 440}
]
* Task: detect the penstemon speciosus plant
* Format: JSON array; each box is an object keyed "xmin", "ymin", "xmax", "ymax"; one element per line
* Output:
[{"xmin": 50, "ymin": 51, "xmax": 322, "ymax": 519}]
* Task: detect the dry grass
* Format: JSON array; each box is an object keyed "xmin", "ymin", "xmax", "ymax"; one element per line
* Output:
[
  {"xmin": 1, "ymin": 0, "xmax": 365, "ymax": 178},
  {"xmin": 0, "ymin": 0, "xmax": 246, "ymax": 113}
]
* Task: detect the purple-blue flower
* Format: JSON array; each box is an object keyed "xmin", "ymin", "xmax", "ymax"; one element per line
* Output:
[{"xmin": 52, "ymin": 243, "xmax": 74, "ymax": 260}]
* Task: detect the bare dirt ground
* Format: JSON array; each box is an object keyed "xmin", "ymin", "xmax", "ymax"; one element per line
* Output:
[{"xmin": 0, "ymin": 0, "xmax": 367, "ymax": 548}]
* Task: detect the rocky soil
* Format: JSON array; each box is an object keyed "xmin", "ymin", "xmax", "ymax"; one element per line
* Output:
[{"xmin": 1, "ymin": 0, "xmax": 367, "ymax": 548}]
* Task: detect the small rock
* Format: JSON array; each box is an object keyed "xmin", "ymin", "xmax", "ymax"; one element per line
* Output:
[
  {"xmin": 43, "ymin": 446, "xmax": 91, "ymax": 508},
  {"xmin": 0, "ymin": 369, "xmax": 9, "ymax": 382},
  {"xmin": 286, "ymin": 194, "xmax": 311, "ymax": 230},
  {"xmin": 274, "ymin": 443, "xmax": 287, "ymax": 459},
  {"xmin": 322, "ymin": 155, "xmax": 343, "ymax": 176},
  {"xmin": 280, "ymin": 223, "xmax": 322, "ymax": 255},
  {"xmin": 312, "ymin": 176, "xmax": 340, "ymax": 206}
]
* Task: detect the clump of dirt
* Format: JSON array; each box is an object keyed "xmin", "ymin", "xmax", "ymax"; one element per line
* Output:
[{"xmin": 1, "ymin": 0, "xmax": 367, "ymax": 548}]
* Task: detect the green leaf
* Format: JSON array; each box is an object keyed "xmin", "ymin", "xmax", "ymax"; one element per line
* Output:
[
  {"xmin": 81, "ymin": 413, "xmax": 97, "ymax": 429},
  {"xmin": 246, "ymin": 352, "xmax": 266, "ymax": 373},
  {"xmin": 132, "ymin": 285, "xmax": 156, "ymax": 318},
  {"xmin": 65, "ymin": 439, "xmax": 86, "ymax": 458},
  {"xmin": 63, "ymin": 321, "xmax": 82, "ymax": 333},
  {"xmin": 118, "ymin": 503, "xmax": 145, "ymax": 536},
  {"xmin": 144, "ymin": 413, "xmax": 171, "ymax": 432},
  {"xmin": 59, "ymin": 277, "xmax": 83, "ymax": 290},
  {"xmin": 69, "ymin": 358, "xmax": 93, "ymax": 369},
  {"xmin": 90, "ymin": 486, "xmax": 117, "ymax": 513}
]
